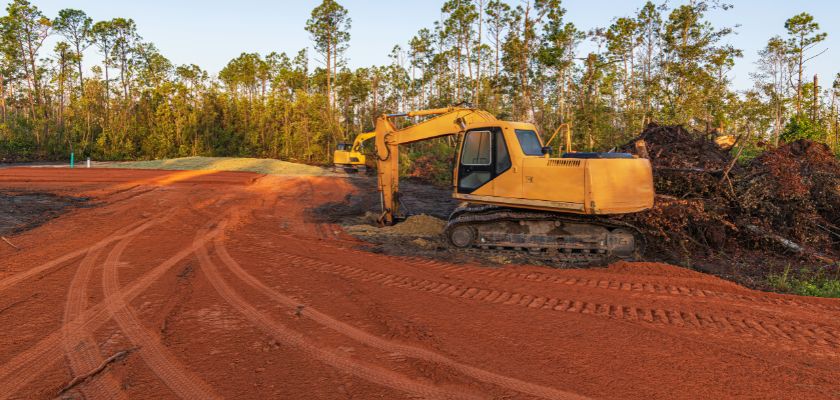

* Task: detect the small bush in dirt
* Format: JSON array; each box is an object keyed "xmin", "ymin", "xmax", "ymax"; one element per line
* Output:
[{"xmin": 768, "ymin": 266, "xmax": 840, "ymax": 298}]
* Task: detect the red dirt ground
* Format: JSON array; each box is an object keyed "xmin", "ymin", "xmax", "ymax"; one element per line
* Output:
[{"xmin": 1, "ymin": 167, "xmax": 839, "ymax": 400}]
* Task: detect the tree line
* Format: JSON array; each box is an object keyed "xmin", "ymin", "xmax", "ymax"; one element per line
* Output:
[{"xmin": 0, "ymin": 0, "xmax": 837, "ymax": 164}]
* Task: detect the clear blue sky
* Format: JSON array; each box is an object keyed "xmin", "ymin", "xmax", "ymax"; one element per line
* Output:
[{"xmin": 31, "ymin": 0, "xmax": 840, "ymax": 91}]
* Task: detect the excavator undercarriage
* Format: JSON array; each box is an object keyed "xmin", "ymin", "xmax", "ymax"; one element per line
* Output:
[{"xmin": 444, "ymin": 205, "xmax": 645, "ymax": 264}]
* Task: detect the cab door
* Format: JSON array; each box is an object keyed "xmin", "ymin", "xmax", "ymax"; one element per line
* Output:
[
  {"xmin": 457, "ymin": 130, "xmax": 493, "ymax": 194},
  {"xmin": 457, "ymin": 129, "xmax": 510, "ymax": 195}
]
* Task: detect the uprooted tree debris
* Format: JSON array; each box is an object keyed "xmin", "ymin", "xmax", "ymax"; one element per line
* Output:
[{"xmin": 620, "ymin": 124, "xmax": 840, "ymax": 283}]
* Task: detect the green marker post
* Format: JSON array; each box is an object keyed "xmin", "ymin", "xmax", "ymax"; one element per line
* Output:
[{"xmin": 70, "ymin": 152, "xmax": 74, "ymax": 168}]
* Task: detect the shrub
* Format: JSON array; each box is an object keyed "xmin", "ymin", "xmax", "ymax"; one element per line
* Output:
[
  {"xmin": 769, "ymin": 266, "xmax": 840, "ymax": 298},
  {"xmin": 781, "ymin": 114, "xmax": 826, "ymax": 143}
]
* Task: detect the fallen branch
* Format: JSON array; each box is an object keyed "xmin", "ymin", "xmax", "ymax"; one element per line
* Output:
[
  {"xmin": 58, "ymin": 348, "xmax": 136, "ymax": 396},
  {"xmin": 1, "ymin": 236, "xmax": 19, "ymax": 251},
  {"xmin": 743, "ymin": 225, "xmax": 837, "ymax": 264},
  {"xmin": 816, "ymin": 223, "xmax": 840, "ymax": 241},
  {"xmin": 654, "ymin": 166, "xmax": 723, "ymax": 174}
]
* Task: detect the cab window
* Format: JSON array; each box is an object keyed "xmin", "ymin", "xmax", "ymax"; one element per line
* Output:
[
  {"xmin": 515, "ymin": 129, "xmax": 543, "ymax": 156},
  {"xmin": 495, "ymin": 131, "xmax": 511, "ymax": 174},
  {"xmin": 461, "ymin": 130, "xmax": 492, "ymax": 165}
]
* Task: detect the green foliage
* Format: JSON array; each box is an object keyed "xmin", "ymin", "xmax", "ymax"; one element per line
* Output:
[
  {"xmin": 402, "ymin": 139, "xmax": 456, "ymax": 186},
  {"xmin": 781, "ymin": 114, "xmax": 826, "ymax": 143},
  {"xmin": 0, "ymin": 123, "xmax": 37, "ymax": 161},
  {"xmin": 769, "ymin": 266, "xmax": 840, "ymax": 298},
  {"xmin": 0, "ymin": 0, "xmax": 838, "ymax": 168}
]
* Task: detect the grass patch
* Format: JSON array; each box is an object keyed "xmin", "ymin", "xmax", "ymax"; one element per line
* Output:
[
  {"xmin": 768, "ymin": 266, "xmax": 840, "ymax": 298},
  {"xmin": 104, "ymin": 156, "xmax": 334, "ymax": 176}
]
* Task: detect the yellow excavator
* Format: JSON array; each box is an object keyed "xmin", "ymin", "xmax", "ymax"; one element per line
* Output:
[
  {"xmin": 372, "ymin": 106, "xmax": 655, "ymax": 262},
  {"xmin": 333, "ymin": 131, "xmax": 375, "ymax": 172}
]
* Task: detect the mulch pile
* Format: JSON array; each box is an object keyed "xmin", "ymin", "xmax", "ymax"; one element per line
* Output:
[{"xmin": 620, "ymin": 123, "xmax": 840, "ymax": 281}]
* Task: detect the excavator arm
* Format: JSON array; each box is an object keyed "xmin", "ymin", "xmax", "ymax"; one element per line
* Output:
[
  {"xmin": 351, "ymin": 131, "xmax": 376, "ymax": 152},
  {"xmin": 373, "ymin": 107, "xmax": 498, "ymax": 224}
]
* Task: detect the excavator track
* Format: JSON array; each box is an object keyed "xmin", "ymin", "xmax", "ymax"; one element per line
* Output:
[{"xmin": 443, "ymin": 205, "xmax": 646, "ymax": 266}]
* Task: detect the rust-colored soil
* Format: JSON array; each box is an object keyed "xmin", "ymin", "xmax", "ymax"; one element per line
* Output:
[{"xmin": 1, "ymin": 168, "xmax": 839, "ymax": 400}]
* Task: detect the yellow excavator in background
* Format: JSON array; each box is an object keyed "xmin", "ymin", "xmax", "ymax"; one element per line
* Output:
[
  {"xmin": 372, "ymin": 106, "xmax": 655, "ymax": 263},
  {"xmin": 333, "ymin": 131, "xmax": 375, "ymax": 172}
]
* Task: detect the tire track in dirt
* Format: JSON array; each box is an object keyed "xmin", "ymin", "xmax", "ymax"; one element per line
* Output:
[
  {"xmin": 213, "ymin": 236, "xmax": 586, "ymax": 400},
  {"xmin": 0, "ymin": 220, "xmax": 227, "ymax": 399},
  {"xmin": 102, "ymin": 227, "xmax": 222, "ymax": 400},
  {"xmin": 311, "ymin": 228, "xmax": 840, "ymax": 315},
  {"xmin": 271, "ymin": 251, "xmax": 840, "ymax": 356},
  {"xmin": 0, "ymin": 218, "xmax": 151, "ymax": 293},
  {"xmin": 397, "ymin": 256, "xmax": 840, "ymax": 313},
  {"xmin": 59, "ymin": 217, "xmax": 169, "ymax": 399},
  {"xmin": 195, "ymin": 240, "xmax": 485, "ymax": 400},
  {"xmin": 310, "ymin": 239, "xmax": 840, "ymax": 314},
  {"xmin": 62, "ymin": 245, "xmax": 129, "ymax": 400}
]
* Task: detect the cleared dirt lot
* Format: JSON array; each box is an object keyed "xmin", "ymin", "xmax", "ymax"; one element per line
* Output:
[{"xmin": 1, "ymin": 167, "xmax": 839, "ymax": 399}]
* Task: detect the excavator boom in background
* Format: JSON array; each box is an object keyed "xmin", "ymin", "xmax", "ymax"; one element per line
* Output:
[{"xmin": 371, "ymin": 106, "xmax": 655, "ymax": 263}]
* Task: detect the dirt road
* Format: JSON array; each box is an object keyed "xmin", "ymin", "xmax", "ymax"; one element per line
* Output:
[{"xmin": 1, "ymin": 168, "xmax": 839, "ymax": 399}]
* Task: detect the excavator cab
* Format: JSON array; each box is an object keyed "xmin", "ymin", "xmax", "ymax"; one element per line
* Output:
[{"xmin": 452, "ymin": 122, "xmax": 653, "ymax": 216}]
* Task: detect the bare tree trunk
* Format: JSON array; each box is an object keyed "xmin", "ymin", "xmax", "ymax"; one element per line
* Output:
[
  {"xmin": 465, "ymin": 29, "xmax": 473, "ymax": 101},
  {"xmin": 0, "ymin": 73, "xmax": 5, "ymax": 123},
  {"xmin": 520, "ymin": 1, "xmax": 535, "ymax": 123},
  {"xmin": 331, "ymin": 34, "xmax": 338, "ymax": 114},
  {"xmin": 812, "ymin": 74, "xmax": 819, "ymax": 123},
  {"xmin": 455, "ymin": 38, "xmax": 462, "ymax": 101},
  {"xmin": 104, "ymin": 55, "xmax": 111, "ymax": 131},
  {"xmin": 22, "ymin": 50, "xmax": 37, "ymax": 122},
  {"xmin": 796, "ymin": 49, "xmax": 803, "ymax": 113},
  {"xmin": 76, "ymin": 46, "xmax": 92, "ymax": 155},
  {"xmin": 327, "ymin": 39, "xmax": 333, "ymax": 117},
  {"xmin": 475, "ymin": 0, "xmax": 484, "ymax": 104},
  {"xmin": 831, "ymin": 89, "xmax": 837, "ymax": 152},
  {"xmin": 59, "ymin": 60, "xmax": 65, "ymax": 143}
]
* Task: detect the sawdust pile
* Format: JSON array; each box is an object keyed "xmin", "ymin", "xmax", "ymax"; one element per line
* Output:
[{"xmin": 345, "ymin": 214, "xmax": 445, "ymax": 238}]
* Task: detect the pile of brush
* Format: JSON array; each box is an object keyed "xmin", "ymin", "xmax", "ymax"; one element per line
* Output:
[{"xmin": 621, "ymin": 124, "xmax": 840, "ymax": 277}]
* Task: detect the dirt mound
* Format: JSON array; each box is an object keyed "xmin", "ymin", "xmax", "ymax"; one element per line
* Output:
[
  {"xmin": 346, "ymin": 214, "xmax": 445, "ymax": 238},
  {"xmin": 307, "ymin": 177, "xmax": 459, "ymax": 223},
  {"xmin": 106, "ymin": 156, "xmax": 335, "ymax": 176},
  {"xmin": 623, "ymin": 125, "xmax": 840, "ymax": 283}
]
